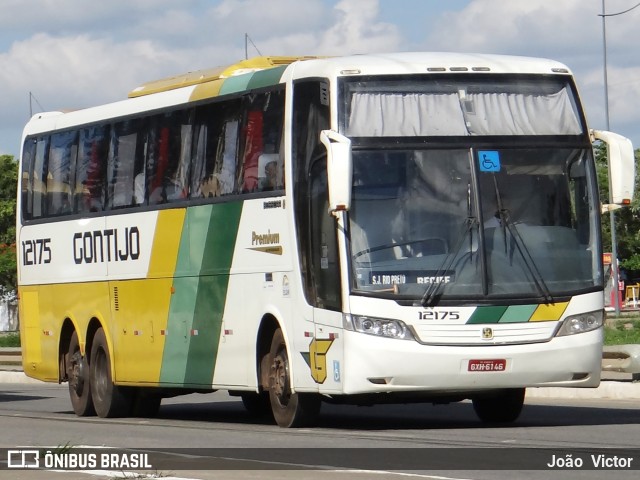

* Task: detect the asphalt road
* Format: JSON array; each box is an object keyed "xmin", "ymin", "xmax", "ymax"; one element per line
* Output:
[{"xmin": 0, "ymin": 382, "xmax": 639, "ymax": 480}]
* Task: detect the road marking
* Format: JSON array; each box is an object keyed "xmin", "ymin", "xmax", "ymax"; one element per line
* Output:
[
  {"xmin": 52, "ymin": 471, "xmax": 201, "ymax": 480},
  {"xmin": 338, "ymin": 471, "xmax": 474, "ymax": 479}
]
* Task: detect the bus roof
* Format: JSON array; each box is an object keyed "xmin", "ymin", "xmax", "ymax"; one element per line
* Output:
[
  {"xmin": 130, "ymin": 53, "xmax": 573, "ymax": 98},
  {"xmin": 285, "ymin": 52, "xmax": 573, "ymax": 79}
]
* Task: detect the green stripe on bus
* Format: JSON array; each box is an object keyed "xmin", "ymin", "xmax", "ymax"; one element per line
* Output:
[
  {"xmin": 466, "ymin": 306, "xmax": 508, "ymax": 324},
  {"xmin": 159, "ymin": 202, "xmax": 243, "ymax": 386},
  {"xmin": 246, "ymin": 66, "xmax": 287, "ymax": 90},
  {"xmin": 183, "ymin": 201, "xmax": 243, "ymax": 385},
  {"xmin": 498, "ymin": 304, "xmax": 538, "ymax": 323},
  {"xmin": 159, "ymin": 208, "xmax": 196, "ymax": 385},
  {"xmin": 219, "ymin": 74, "xmax": 253, "ymax": 96}
]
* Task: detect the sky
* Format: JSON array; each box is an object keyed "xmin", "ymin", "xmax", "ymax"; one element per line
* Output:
[{"xmin": 0, "ymin": 0, "xmax": 638, "ymax": 157}]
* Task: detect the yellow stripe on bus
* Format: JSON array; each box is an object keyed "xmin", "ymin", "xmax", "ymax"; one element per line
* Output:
[
  {"xmin": 148, "ymin": 209, "xmax": 185, "ymax": 278},
  {"xmin": 529, "ymin": 302, "xmax": 569, "ymax": 322},
  {"xmin": 190, "ymin": 79, "xmax": 224, "ymax": 102},
  {"xmin": 111, "ymin": 278, "xmax": 174, "ymax": 385}
]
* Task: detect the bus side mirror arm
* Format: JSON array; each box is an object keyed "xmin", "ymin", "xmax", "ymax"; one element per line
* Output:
[
  {"xmin": 591, "ymin": 129, "xmax": 635, "ymax": 206},
  {"xmin": 320, "ymin": 130, "xmax": 352, "ymax": 215}
]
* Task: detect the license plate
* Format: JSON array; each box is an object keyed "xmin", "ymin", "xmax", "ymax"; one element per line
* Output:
[{"xmin": 468, "ymin": 359, "xmax": 506, "ymax": 372}]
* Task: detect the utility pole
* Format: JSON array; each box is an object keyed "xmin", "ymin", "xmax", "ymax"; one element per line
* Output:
[{"xmin": 599, "ymin": 0, "xmax": 640, "ymax": 316}]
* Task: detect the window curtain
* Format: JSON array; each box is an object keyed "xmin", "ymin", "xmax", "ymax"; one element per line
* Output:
[
  {"xmin": 347, "ymin": 93, "xmax": 467, "ymax": 137},
  {"xmin": 346, "ymin": 88, "xmax": 581, "ymax": 137}
]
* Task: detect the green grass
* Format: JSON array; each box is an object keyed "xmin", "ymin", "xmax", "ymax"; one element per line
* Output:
[
  {"xmin": 0, "ymin": 332, "xmax": 20, "ymax": 347},
  {"xmin": 604, "ymin": 316, "xmax": 640, "ymax": 345}
]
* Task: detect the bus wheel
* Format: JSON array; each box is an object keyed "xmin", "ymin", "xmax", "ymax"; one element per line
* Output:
[
  {"xmin": 267, "ymin": 328, "xmax": 320, "ymax": 428},
  {"xmin": 240, "ymin": 392, "xmax": 272, "ymax": 418},
  {"xmin": 472, "ymin": 388, "xmax": 525, "ymax": 423},
  {"xmin": 89, "ymin": 328, "xmax": 132, "ymax": 418},
  {"xmin": 67, "ymin": 331, "xmax": 95, "ymax": 416}
]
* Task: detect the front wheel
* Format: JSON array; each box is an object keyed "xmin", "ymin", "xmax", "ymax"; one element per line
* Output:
[
  {"xmin": 268, "ymin": 328, "xmax": 321, "ymax": 428},
  {"xmin": 89, "ymin": 328, "xmax": 132, "ymax": 418},
  {"xmin": 472, "ymin": 388, "xmax": 525, "ymax": 423},
  {"xmin": 67, "ymin": 331, "xmax": 95, "ymax": 416}
]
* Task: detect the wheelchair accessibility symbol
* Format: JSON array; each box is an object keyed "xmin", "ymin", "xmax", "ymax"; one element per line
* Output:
[{"xmin": 478, "ymin": 150, "xmax": 501, "ymax": 172}]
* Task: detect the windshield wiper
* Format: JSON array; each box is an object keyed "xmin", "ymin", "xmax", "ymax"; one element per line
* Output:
[
  {"xmin": 492, "ymin": 178, "xmax": 554, "ymax": 303},
  {"xmin": 353, "ymin": 237, "xmax": 447, "ymax": 260},
  {"xmin": 421, "ymin": 216, "xmax": 478, "ymax": 307}
]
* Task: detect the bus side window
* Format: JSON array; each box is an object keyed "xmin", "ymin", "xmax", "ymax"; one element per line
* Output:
[
  {"xmin": 191, "ymin": 102, "xmax": 240, "ymax": 198},
  {"xmin": 20, "ymin": 138, "xmax": 36, "ymax": 220},
  {"xmin": 76, "ymin": 126, "xmax": 108, "ymax": 214},
  {"xmin": 240, "ymin": 90, "xmax": 285, "ymax": 193},
  {"xmin": 240, "ymin": 109, "xmax": 263, "ymax": 193},
  {"xmin": 31, "ymin": 137, "xmax": 49, "ymax": 219},
  {"xmin": 47, "ymin": 131, "xmax": 77, "ymax": 216},
  {"xmin": 108, "ymin": 119, "xmax": 145, "ymax": 209},
  {"xmin": 218, "ymin": 119, "xmax": 240, "ymax": 195},
  {"xmin": 190, "ymin": 113, "xmax": 210, "ymax": 199},
  {"xmin": 147, "ymin": 111, "xmax": 191, "ymax": 205}
]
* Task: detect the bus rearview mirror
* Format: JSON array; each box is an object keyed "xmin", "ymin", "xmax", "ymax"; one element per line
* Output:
[
  {"xmin": 591, "ymin": 129, "xmax": 635, "ymax": 206},
  {"xmin": 320, "ymin": 130, "xmax": 352, "ymax": 213}
]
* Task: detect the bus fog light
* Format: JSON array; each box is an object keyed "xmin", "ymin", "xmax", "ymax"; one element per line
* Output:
[
  {"xmin": 556, "ymin": 310, "xmax": 603, "ymax": 337},
  {"xmin": 345, "ymin": 315, "xmax": 415, "ymax": 340}
]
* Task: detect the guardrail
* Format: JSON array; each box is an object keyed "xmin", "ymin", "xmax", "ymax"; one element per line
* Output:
[
  {"xmin": 0, "ymin": 348, "xmax": 21, "ymax": 368},
  {"xmin": 602, "ymin": 344, "xmax": 640, "ymax": 380}
]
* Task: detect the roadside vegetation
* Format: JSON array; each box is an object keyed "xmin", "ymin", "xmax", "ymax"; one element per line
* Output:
[
  {"xmin": 605, "ymin": 315, "xmax": 640, "ymax": 345},
  {"xmin": 0, "ymin": 331, "xmax": 19, "ymax": 347}
]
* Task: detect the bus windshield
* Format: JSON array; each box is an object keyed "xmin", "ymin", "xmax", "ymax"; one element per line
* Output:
[
  {"xmin": 341, "ymin": 75, "xmax": 598, "ymax": 302},
  {"xmin": 348, "ymin": 146, "xmax": 600, "ymax": 302}
]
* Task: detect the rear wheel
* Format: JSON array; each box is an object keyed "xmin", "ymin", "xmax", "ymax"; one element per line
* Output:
[
  {"xmin": 67, "ymin": 331, "xmax": 95, "ymax": 416},
  {"xmin": 89, "ymin": 328, "xmax": 132, "ymax": 418},
  {"xmin": 268, "ymin": 328, "xmax": 320, "ymax": 427},
  {"xmin": 472, "ymin": 388, "xmax": 525, "ymax": 423}
]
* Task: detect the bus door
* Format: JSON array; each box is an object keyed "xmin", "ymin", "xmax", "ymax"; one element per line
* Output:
[{"xmin": 307, "ymin": 158, "xmax": 345, "ymax": 390}]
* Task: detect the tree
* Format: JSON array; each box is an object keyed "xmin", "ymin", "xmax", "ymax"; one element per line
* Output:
[
  {"xmin": 0, "ymin": 154, "xmax": 17, "ymax": 298},
  {"xmin": 595, "ymin": 143, "xmax": 640, "ymax": 278}
]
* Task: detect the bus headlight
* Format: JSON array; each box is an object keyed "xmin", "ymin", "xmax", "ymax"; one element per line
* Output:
[
  {"xmin": 555, "ymin": 310, "xmax": 604, "ymax": 337},
  {"xmin": 344, "ymin": 314, "xmax": 415, "ymax": 340}
]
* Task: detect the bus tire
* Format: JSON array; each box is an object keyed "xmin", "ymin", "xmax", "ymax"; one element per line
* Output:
[
  {"xmin": 67, "ymin": 330, "xmax": 95, "ymax": 416},
  {"xmin": 267, "ymin": 328, "xmax": 321, "ymax": 428},
  {"xmin": 472, "ymin": 388, "xmax": 525, "ymax": 423},
  {"xmin": 89, "ymin": 328, "xmax": 132, "ymax": 418}
]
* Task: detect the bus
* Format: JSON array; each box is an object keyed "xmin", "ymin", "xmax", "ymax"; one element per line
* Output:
[{"xmin": 17, "ymin": 53, "xmax": 635, "ymax": 428}]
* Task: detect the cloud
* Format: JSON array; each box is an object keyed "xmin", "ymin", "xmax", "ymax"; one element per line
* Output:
[
  {"xmin": 316, "ymin": 0, "xmax": 401, "ymax": 54},
  {"xmin": 206, "ymin": 0, "xmax": 328, "ymax": 54},
  {"xmin": 0, "ymin": 0, "xmax": 186, "ymax": 35},
  {"xmin": 0, "ymin": 34, "xmax": 177, "ymax": 111},
  {"xmin": 427, "ymin": 0, "xmax": 595, "ymax": 56}
]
